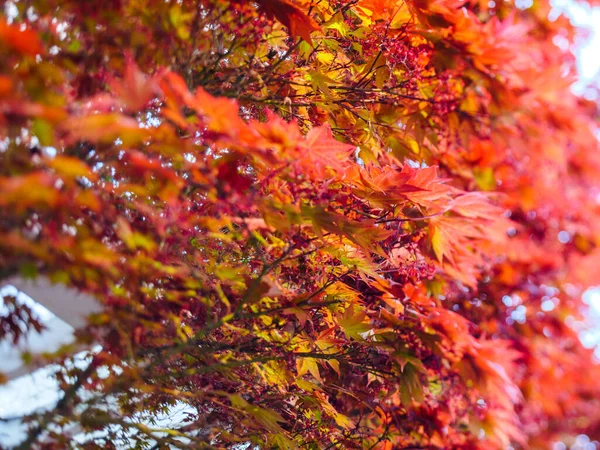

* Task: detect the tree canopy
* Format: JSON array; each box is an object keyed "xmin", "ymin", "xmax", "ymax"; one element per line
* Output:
[{"xmin": 1, "ymin": 0, "xmax": 600, "ymax": 448}]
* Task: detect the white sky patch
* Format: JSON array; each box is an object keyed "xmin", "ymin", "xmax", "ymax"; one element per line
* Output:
[
  {"xmin": 0, "ymin": 286, "xmax": 75, "ymax": 377},
  {"xmin": 0, "ymin": 285, "xmax": 55, "ymax": 322},
  {"xmin": 580, "ymin": 287, "xmax": 600, "ymax": 357},
  {"xmin": 0, "ymin": 287, "xmax": 76, "ymax": 446},
  {"xmin": 552, "ymin": 0, "xmax": 600, "ymax": 96}
]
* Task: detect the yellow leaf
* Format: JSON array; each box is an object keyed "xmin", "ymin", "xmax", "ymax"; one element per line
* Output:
[
  {"xmin": 324, "ymin": 12, "xmax": 350, "ymax": 36},
  {"xmin": 297, "ymin": 356, "xmax": 322, "ymax": 382},
  {"xmin": 316, "ymin": 51, "xmax": 335, "ymax": 65},
  {"xmin": 32, "ymin": 118, "xmax": 54, "ymax": 146},
  {"xmin": 473, "ymin": 167, "xmax": 496, "ymax": 191},
  {"xmin": 338, "ymin": 304, "xmax": 371, "ymax": 340},
  {"xmin": 307, "ymin": 70, "xmax": 337, "ymax": 98},
  {"xmin": 48, "ymin": 156, "xmax": 96, "ymax": 181}
]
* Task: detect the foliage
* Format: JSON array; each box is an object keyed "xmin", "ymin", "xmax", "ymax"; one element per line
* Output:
[{"xmin": 1, "ymin": 0, "xmax": 600, "ymax": 448}]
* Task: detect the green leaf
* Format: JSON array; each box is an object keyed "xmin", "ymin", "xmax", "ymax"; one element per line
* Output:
[
  {"xmin": 20, "ymin": 262, "xmax": 38, "ymax": 279},
  {"xmin": 32, "ymin": 118, "xmax": 54, "ymax": 146},
  {"xmin": 338, "ymin": 304, "xmax": 371, "ymax": 340},
  {"xmin": 324, "ymin": 12, "xmax": 350, "ymax": 37},
  {"xmin": 229, "ymin": 394, "xmax": 287, "ymax": 433},
  {"xmin": 307, "ymin": 70, "xmax": 337, "ymax": 98}
]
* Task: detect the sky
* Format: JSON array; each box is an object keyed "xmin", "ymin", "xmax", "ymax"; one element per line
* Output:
[
  {"xmin": 552, "ymin": 0, "xmax": 600, "ymax": 356},
  {"xmin": 552, "ymin": 0, "xmax": 600, "ymax": 95}
]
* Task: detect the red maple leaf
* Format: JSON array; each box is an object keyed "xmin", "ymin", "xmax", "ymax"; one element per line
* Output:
[{"xmin": 255, "ymin": 0, "xmax": 321, "ymax": 45}]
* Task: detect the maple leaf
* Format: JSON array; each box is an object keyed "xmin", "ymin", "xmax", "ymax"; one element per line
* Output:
[
  {"xmin": 229, "ymin": 394, "xmax": 288, "ymax": 433},
  {"xmin": 302, "ymin": 204, "xmax": 393, "ymax": 255},
  {"xmin": 62, "ymin": 113, "xmax": 145, "ymax": 146},
  {"xmin": 314, "ymin": 390, "xmax": 355, "ymax": 429},
  {"xmin": 337, "ymin": 303, "xmax": 372, "ymax": 340},
  {"xmin": 0, "ymin": 21, "xmax": 43, "ymax": 55},
  {"xmin": 301, "ymin": 125, "xmax": 355, "ymax": 178},
  {"xmin": 429, "ymin": 217, "xmax": 459, "ymax": 264},
  {"xmin": 350, "ymin": 166, "xmax": 426, "ymax": 208},
  {"xmin": 355, "ymin": 0, "xmax": 406, "ymax": 21},
  {"xmin": 296, "ymin": 355, "xmax": 322, "ymax": 382},
  {"xmin": 47, "ymin": 156, "xmax": 98, "ymax": 183},
  {"xmin": 108, "ymin": 59, "xmax": 161, "ymax": 111},
  {"xmin": 255, "ymin": 0, "xmax": 321, "ymax": 45},
  {"xmin": 0, "ymin": 172, "xmax": 59, "ymax": 210}
]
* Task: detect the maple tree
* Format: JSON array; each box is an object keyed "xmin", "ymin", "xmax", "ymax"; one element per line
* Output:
[{"xmin": 1, "ymin": 0, "xmax": 600, "ymax": 448}]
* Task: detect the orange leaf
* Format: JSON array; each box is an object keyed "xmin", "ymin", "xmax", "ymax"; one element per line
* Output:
[
  {"xmin": 48, "ymin": 156, "xmax": 97, "ymax": 182},
  {"xmin": 302, "ymin": 125, "xmax": 355, "ymax": 178},
  {"xmin": 109, "ymin": 59, "xmax": 160, "ymax": 111},
  {"xmin": 255, "ymin": 0, "xmax": 321, "ymax": 45},
  {"xmin": 0, "ymin": 76, "xmax": 13, "ymax": 97},
  {"xmin": 0, "ymin": 21, "xmax": 43, "ymax": 55}
]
